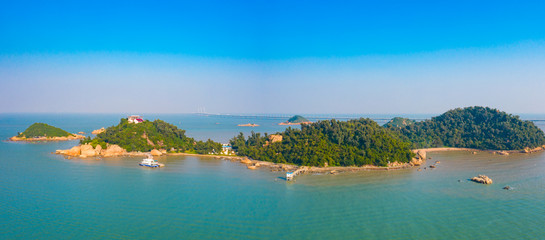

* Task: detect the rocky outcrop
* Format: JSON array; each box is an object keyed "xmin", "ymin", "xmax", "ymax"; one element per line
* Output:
[
  {"xmin": 56, "ymin": 145, "xmax": 82, "ymax": 156},
  {"xmin": 11, "ymin": 134, "xmax": 85, "ymax": 142},
  {"xmin": 150, "ymin": 149, "xmax": 162, "ymax": 156},
  {"xmin": 240, "ymin": 158, "xmax": 252, "ymax": 164},
  {"xmin": 471, "ymin": 175, "xmax": 493, "ymax": 184},
  {"xmin": 102, "ymin": 145, "xmax": 127, "ymax": 157},
  {"xmin": 410, "ymin": 150, "xmax": 427, "ymax": 166},
  {"xmin": 91, "ymin": 127, "xmax": 105, "ymax": 135},
  {"xmin": 269, "ymin": 134, "xmax": 283, "ymax": 143},
  {"xmin": 80, "ymin": 144, "xmax": 97, "ymax": 157}
]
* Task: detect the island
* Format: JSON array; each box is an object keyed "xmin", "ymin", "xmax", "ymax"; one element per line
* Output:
[
  {"xmin": 10, "ymin": 123, "xmax": 85, "ymax": 141},
  {"xmin": 57, "ymin": 117, "xmax": 222, "ymax": 158},
  {"xmin": 278, "ymin": 115, "xmax": 312, "ymax": 125},
  {"xmin": 385, "ymin": 106, "xmax": 545, "ymax": 151},
  {"xmin": 232, "ymin": 118, "xmax": 415, "ymax": 167},
  {"xmin": 55, "ymin": 106, "xmax": 545, "ymax": 174},
  {"xmin": 238, "ymin": 123, "xmax": 260, "ymax": 127}
]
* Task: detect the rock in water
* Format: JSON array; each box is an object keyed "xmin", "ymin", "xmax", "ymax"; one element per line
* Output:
[
  {"xmin": 150, "ymin": 149, "xmax": 162, "ymax": 156},
  {"xmin": 503, "ymin": 186, "xmax": 512, "ymax": 190},
  {"xmin": 471, "ymin": 175, "xmax": 493, "ymax": 184}
]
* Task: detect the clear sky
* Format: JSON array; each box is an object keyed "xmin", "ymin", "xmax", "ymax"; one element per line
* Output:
[{"xmin": 1, "ymin": 0, "xmax": 545, "ymax": 114}]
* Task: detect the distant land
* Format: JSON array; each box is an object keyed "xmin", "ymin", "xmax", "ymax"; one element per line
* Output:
[
  {"xmin": 10, "ymin": 123, "xmax": 85, "ymax": 141},
  {"xmin": 278, "ymin": 115, "xmax": 312, "ymax": 125}
]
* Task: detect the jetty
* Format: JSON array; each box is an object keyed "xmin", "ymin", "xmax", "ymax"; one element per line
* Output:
[{"xmin": 286, "ymin": 166, "xmax": 308, "ymax": 181}]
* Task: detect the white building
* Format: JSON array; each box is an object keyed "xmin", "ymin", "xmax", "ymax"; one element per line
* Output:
[{"xmin": 128, "ymin": 115, "xmax": 144, "ymax": 124}]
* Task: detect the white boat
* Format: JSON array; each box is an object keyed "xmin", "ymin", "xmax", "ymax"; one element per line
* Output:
[{"xmin": 139, "ymin": 155, "xmax": 161, "ymax": 168}]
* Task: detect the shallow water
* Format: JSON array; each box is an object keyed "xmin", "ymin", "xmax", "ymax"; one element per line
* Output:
[{"xmin": 1, "ymin": 114, "xmax": 544, "ymax": 239}]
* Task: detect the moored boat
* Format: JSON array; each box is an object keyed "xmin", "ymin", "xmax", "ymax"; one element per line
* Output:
[{"xmin": 139, "ymin": 155, "xmax": 163, "ymax": 168}]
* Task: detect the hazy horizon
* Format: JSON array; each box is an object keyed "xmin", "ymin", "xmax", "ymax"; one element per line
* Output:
[{"xmin": 2, "ymin": 1, "xmax": 545, "ymax": 114}]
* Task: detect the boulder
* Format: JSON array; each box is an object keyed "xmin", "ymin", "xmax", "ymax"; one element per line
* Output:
[
  {"xmin": 91, "ymin": 127, "xmax": 105, "ymax": 135},
  {"xmin": 471, "ymin": 175, "xmax": 493, "ymax": 184},
  {"xmin": 57, "ymin": 145, "xmax": 81, "ymax": 157},
  {"xmin": 268, "ymin": 134, "xmax": 283, "ymax": 143},
  {"xmin": 103, "ymin": 144, "xmax": 127, "ymax": 157},
  {"xmin": 95, "ymin": 145, "xmax": 102, "ymax": 155},
  {"xmin": 240, "ymin": 158, "xmax": 252, "ymax": 164},
  {"xmin": 80, "ymin": 144, "xmax": 96, "ymax": 157},
  {"xmin": 150, "ymin": 149, "xmax": 162, "ymax": 156}
]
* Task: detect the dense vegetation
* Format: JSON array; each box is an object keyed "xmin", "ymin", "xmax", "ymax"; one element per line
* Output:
[
  {"xmin": 383, "ymin": 117, "xmax": 415, "ymax": 128},
  {"xmin": 231, "ymin": 118, "xmax": 415, "ymax": 167},
  {"xmin": 81, "ymin": 118, "xmax": 222, "ymax": 154},
  {"xmin": 287, "ymin": 115, "xmax": 310, "ymax": 123},
  {"xmin": 386, "ymin": 106, "xmax": 545, "ymax": 150},
  {"xmin": 19, "ymin": 123, "xmax": 72, "ymax": 138}
]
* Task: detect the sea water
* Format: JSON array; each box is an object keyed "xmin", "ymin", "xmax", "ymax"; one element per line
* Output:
[{"xmin": 1, "ymin": 114, "xmax": 544, "ymax": 239}]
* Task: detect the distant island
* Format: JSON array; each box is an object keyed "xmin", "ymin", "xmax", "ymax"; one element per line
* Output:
[
  {"xmin": 386, "ymin": 106, "xmax": 545, "ymax": 151},
  {"xmin": 238, "ymin": 123, "xmax": 260, "ymax": 127},
  {"xmin": 58, "ymin": 117, "xmax": 222, "ymax": 158},
  {"xmin": 278, "ymin": 115, "xmax": 312, "ymax": 125},
  {"xmin": 10, "ymin": 123, "xmax": 85, "ymax": 141}
]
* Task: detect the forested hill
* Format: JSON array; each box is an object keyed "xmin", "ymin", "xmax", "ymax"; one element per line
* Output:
[
  {"xmin": 386, "ymin": 106, "xmax": 545, "ymax": 150},
  {"xmin": 230, "ymin": 118, "xmax": 415, "ymax": 167},
  {"xmin": 81, "ymin": 118, "xmax": 221, "ymax": 154},
  {"xmin": 19, "ymin": 123, "xmax": 73, "ymax": 138}
]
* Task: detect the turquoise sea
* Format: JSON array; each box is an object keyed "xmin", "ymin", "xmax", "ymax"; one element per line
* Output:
[{"xmin": 1, "ymin": 114, "xmax": 545, "ymax": 239}]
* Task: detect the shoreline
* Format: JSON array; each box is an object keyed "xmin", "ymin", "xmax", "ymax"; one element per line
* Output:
[
  {"xmin": 55, "ymin": 145, "xmax": 545, "ymax": 175},
  {"xmin": 10, "ymin": 134, "xmax": 86, "ymax": 142}
]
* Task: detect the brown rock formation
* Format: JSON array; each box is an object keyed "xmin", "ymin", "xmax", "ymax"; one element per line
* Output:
[
  {"xmin": 102, "ymin": 144, "xmax": 127, "ymax": 157},
  {"xmin": 80, "ymin": 144, "xmax": 96, "ymax": 157},
  {"xmin": 91, "ymin": 127, "xmax": 105, "ymax": 135},
  {"xmin": 150, "ymin": 149, "xmax": 162, "ymax": 156},
  {"xmin": 268, "ymin": 134, "xmax": 283, "ymax": 143},
  {"xmin": 471, "ymin": 175, "xmax": 493, "ymax": 184},
  {"xmin": 56, "ymin": 145, "xmax": 82, "ymax": 156}
]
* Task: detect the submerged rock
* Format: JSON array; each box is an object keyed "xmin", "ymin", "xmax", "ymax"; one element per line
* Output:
[{"xmin": 503, "ymin": 186, "xmax": 512, "ymax": 190}]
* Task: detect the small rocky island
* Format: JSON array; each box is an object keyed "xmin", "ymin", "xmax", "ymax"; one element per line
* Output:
[
  {"xmin": 278, "ymin": 115, "xmax": 312, "ymax": 125},
  {"xmin": 237, "ymin": 123, "xmax": 259, "ymax": 127},
  {"xmin": 56, "ymin": 116, "xmax": 223, "ymax": 158},
  {"xmin": 10, "ymin": 123, "xmax": 85, "ymax": 141}
]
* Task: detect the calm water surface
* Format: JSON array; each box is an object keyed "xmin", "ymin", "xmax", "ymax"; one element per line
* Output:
[{"xmin": 1, "ymin": 114, "xmax": 544, "ymax": 239}]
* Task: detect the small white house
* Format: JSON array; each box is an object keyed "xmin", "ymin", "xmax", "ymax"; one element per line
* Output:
[
  {"xmin": 222, "ymin": 143, "xmax": 233, "ymax": 155},
  {"xmin": 128, "ymin": 115, "xmax": 144, "ymax": 124}
]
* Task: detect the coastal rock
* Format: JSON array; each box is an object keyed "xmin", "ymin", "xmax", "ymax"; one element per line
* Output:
[
  {"xmin": 503, "ymin": 186, "xmax": 512, "ymax": 190},
  {"xmin": 160, "ymin": 149, "xmax": 167, "ymax": 154},
  {"xmin": 471, "ymin": 175, "xmax": 493, "ymax": 184},
  {"xmin": 102, "ymin": 144, "xmax": 127, "ymax": 157},
  {"xmin": 95, "ymin": 145, "xmax": 102, "ymax": 155},
  {"xmin": 410, "ymin": 150, "xmax": 427, "ymax": 166},
  {"xmin": 56, "ymin": 145, "xmax": 81, "ymax": 156},
  {"xmin": 80, "ymin": 144, "xmax": 96, "ymax": 157},
  {"xmin": 150, "ymin": 149, "xmax": 162, "ymax": 156},
  {"xmin": 497, "ymin": 151, "xmax": 509, "ymax": 156},
  {"xmin": 240, "ymin": 158, "xmax": 252, "ymax": 164},
  {"xmin": 91, "ymin": 127, "xmax": 105, "ymax": 135}
]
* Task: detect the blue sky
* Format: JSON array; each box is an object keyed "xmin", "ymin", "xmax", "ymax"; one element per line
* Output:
[{"xmin": 1, "ymin": 0, "xmax": 545, "ymax": 113}]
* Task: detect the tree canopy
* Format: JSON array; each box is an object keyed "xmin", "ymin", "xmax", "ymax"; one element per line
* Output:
[
  {"xmin": 231, "ymin": 118, "xmax": 415, "ymax": 167},
  {"xmin": 287, "ymin": 115, "xmax": 310, "ymax": 123},
  {"xmin": 81, "ymin": 118, "xmax": 222, "ymax": 154},
  {"xmin": 386, "ymin": 106, "xmax": 545, "ymax": 150},
  {"xmin": 19, "ymin": 123, "xmax": 72, "ymax": 138}
]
